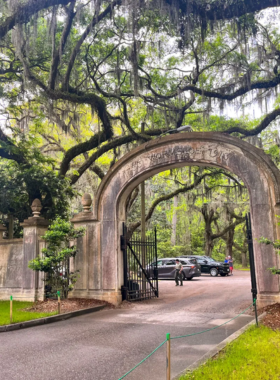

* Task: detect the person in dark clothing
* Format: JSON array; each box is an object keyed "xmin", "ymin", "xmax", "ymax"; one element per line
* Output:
[{"xmin": 175, "ymin": 259, "xmax": 183, "ymax": 286}]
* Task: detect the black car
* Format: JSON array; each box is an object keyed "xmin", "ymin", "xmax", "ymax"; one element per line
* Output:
[
  {"xmin": 142, "ymin": 257, "xmax": 201, "ymax": 280},
  {"xmin": 180, "ymin": 255, "xmax": 229, "ymax": 277}
]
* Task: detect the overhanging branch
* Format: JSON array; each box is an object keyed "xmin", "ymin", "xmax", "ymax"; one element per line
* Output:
[{"xmin": 0, "ymin": 0, "xmax": 73, "ymax": 41}]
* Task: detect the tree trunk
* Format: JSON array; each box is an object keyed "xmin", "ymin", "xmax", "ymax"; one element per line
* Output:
[
  {"xmin": 205, "ymin": 237, "xmax": 214, "ymax": 257},
  {"xmin": 204, "ymin": 219, "xmax": 214, "ymax": 256},
  {"xmin": 8, "ymin": 214, "xmax": 14, "ymax": 239},
  {"xmin": 171, "ymin": 195, "xmax": 178, "ymax": 246},
  {"xmin": 241, "ymin": 251, "xmax": 248, "ymax": 268},
  {"xmin": 226, "ymin": 227, "xmax": 235, "ymax": 257}
]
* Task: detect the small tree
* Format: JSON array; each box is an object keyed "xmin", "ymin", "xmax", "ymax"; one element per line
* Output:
[{"xmin": 29, "ymin": 218, "xmax": 85, "ymax": 299}]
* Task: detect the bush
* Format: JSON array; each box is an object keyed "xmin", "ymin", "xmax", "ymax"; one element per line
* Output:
[{"xmin": 28, "ymin": 218, "xmax": 85, "ymax": 298}]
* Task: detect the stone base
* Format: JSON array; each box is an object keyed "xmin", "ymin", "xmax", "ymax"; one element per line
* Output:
[
  {"xmin": 257, "ymin": 293, "xmax": 280, "ymax": 308},
  {"xmin": 69, "ymin": 290, "xmax": 122, "ymax": 306},
  {"xmin": 0, "ymin": 288, "xmax": 44, "ymax": 302}
]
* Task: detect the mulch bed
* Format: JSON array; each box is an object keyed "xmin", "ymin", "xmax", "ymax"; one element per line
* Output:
[
  {"xmin": 260, "ymin": 303, "xmax": 280, "ymax": 330},
  {"xmin": 24, "ymin": 298, "xmax": 114, "ymax": 314}
]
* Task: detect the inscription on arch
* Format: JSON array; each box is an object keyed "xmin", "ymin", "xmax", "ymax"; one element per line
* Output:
[{"xmin": 121, "ymin": 143, "xmax": 234, "ymax": 183}]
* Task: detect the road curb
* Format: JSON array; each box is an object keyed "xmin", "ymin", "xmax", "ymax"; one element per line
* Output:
[
  {"xmin": 172, "ymin": 312, "xmax": 266, "ymax": 380},
  {"xmin": 0, "ymin": 304, "xmax": 106, "ymax": 333}
]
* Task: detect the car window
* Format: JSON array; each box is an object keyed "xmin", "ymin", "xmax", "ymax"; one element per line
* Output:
[
  {"xmin": 188, "ymin": 259, "xmax": 197, "ymax": 264},
  {"xmin": 197, "ymin": 259, "xmax": 206, "ymax": 264},
  {"xmin": 157, "ymin": 260, "xmax": 164, "ymax": 266},
  {"xmin": 165, "ymin": 260, "xmax": 175, "ymax": 266},
  {"xmin": 180, "ymin": 260, "xmax": 187, "ymax": 265}
]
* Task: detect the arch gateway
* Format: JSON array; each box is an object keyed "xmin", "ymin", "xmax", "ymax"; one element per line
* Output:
[{"xmin": 70, "ymin": 132, "xmax": 280, "ymax": 307}]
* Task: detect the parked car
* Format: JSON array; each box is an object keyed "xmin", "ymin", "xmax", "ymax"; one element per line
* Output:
[
  {"xmin": 143, "ymin": 257, "xmax": 201, "ymax": 281},
  {"xmin": 180, "ymin": 255, "xmax": 229, "ymax": 277}
]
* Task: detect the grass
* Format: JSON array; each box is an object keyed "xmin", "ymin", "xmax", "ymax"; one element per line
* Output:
[
  {"xmin": 0, "ymin": 301, "xmax": 57, "ymax": 325},
  {"xmin": 180, "ymin": 325, "xmax": 280, "ymax": 380},
  {"xmin": 234, "ymin": 264, "xmax": 250, "ymax": 271}
]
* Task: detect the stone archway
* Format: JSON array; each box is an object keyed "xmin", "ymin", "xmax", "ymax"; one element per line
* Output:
[{"xmin": 71, "ymin": 132, "xmax": 280, "ymax": 307}]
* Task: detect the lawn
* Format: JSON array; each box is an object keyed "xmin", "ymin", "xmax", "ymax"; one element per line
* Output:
[
  {"xmin": 0, "ymin": 301, "xmax": 57, "ymax": 325},
  {"xmin": 180, "ymin": 325, "xmax": 280, "ymax": 380},
  {"xmin": 234, "ymin": 264, "xmax": 250, "ymax": 271}
]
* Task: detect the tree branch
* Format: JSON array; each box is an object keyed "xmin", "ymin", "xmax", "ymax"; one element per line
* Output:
[
  {"xmin": 69, "ymin": 128, "xmax": 169, "ymax": 184},
  {"xmin": 0, "ymin": 0, "xmax": 73, "ymax": 41},
  {"xmin": 212, "ymin": 218, "xmax": 245, "ymax": 240},
  {"xmin": 168, "ymin": 0, "xmax": 280, "ymax": 22},
  {"xmin": 128, "ymin": 170, "xmax": 224, "ymax": 234},
  {"xmin": 62, "ymin": 0, "xmax": 122, "ymax": 90},
  {"xmin": 146, "ymin": 74, "xmax": 280, "ymax": 102},
  {"xmin": 224, "ymin": 107, "xmax": 280, "ymax": 136},
  {"xmin": 49, "ymin": 1, "xmax": 76, "ymax": 90}
]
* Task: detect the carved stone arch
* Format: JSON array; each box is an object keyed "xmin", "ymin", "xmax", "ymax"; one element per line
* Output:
[{"xmin": 71, "ymin": 133, "xmax": 280, "ymax": 306}]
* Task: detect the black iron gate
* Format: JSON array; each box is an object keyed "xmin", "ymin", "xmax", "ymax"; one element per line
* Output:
[
  {"xmin": 121, "ymin": 223, "xmax": 159, "ymax": 301},
  {"xmin": 246, "ymin": 212, "xmax": 258, "ymax": 325}
]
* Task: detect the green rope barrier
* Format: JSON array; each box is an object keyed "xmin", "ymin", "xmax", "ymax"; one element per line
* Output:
[
  {"xmin": 171, "ymin": 301, "xmax": 255, "ymax": 340},
  {"xmin": 118, "ymin": 339, "xmax": 167, "ymax": 380},
  {"xmin": 118, "ymin": 301, "xmax": 256, "ymax": 379}
]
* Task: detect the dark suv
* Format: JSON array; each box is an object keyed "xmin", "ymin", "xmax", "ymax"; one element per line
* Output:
[
  {"xmin": 180, "ymin": 255, "xmax": 229, "ymax": 277},
  {"xmin": 142, "ymin": 257, "xmax": 201, "ymax": 280}
]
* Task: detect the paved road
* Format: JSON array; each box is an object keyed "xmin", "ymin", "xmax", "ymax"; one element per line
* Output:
[{"xmin": 0, "ymin": 271, "xmax": 253, "ymax": 380}]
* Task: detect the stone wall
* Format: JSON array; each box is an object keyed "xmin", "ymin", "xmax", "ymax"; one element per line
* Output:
[
  {"xmin": 0, "ymin": 239, "xmax": 24, "ymax": 299},
  {"xmin": 0, "ymin": 199, "xmax": 48, "ymax": 301}
]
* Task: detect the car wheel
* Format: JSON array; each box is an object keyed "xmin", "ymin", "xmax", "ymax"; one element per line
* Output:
[
  {"xmin": 210, "ymin": 268, "xmax": 218, "ymax": 277},
  {"xmin": 220, "ymin": 273, "xmax": 226, "ymax": 277},
  {"xmin": 186, "ymin": 277, "xmax": 193, "ymax": 281}
]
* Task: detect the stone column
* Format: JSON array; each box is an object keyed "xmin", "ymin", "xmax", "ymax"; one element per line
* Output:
[
  {"xmin": 20, "ymin": 199, "xmax": 49, "ymax": 301},
  {"xmin": 70, "ymin": 194, "xmax": 101, "ymax": 299}
]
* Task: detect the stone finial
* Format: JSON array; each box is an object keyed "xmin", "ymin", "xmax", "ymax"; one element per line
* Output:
[
  {"xmin": 81, "ymin": 193, "xmax": 92, "ymax": 212},
  {"xmin": 31, "ymin": 199, "xmax": 42, "ymax": 218}
]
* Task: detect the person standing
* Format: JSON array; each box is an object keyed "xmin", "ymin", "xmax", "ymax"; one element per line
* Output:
[
  {"xmin": 175, "ymin": 259, "xmax": 183, "ymax": 286},
  {"xmin": 228, "ymin": 256, "xmax": 233, "ymax": 275}
]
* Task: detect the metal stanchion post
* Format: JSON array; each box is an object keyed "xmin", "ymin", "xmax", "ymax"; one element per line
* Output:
[
  {"xmin": 166, "ymin": 333, "xmax": 171, "ymax": 380},
  {"xmin": 10, "ymin": 295, "xmax": 13, "ymax": 324},
  {"xmin": 57, "ymin": 291, "xmax": 61, "ymax": 314}
]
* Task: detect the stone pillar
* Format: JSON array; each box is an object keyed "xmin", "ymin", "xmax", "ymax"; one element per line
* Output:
[
  {"xmin": 70, "ymin": 194, "xmax": 121, "ymax": 305},
  {"xmin": 20, "ymin": 199, "xmax": 49, "ymax": 301},
  {"xmin": 70, "ymin": 194, "xmax": 101, "ymax": 299},
  {"xmin": 257, "ymin": 201, "xmax": 280, "ymax": 307}
]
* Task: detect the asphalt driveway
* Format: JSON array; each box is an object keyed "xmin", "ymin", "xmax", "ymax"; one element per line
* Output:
[{"xmin": 0, "ymin": 271, "xmax": 253, "ymax": 380}]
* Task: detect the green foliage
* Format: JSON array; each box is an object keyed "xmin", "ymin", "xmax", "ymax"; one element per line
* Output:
[
  {"xmin": 0, "ymin": 161, "xmax": 74, "ymax": 219},
  {"xmin": 157, "ymin": 241, "xmax": 189, "ymax": 258},
  {"xmin": 260, "ymin": 216, "xmax": 280, "ymax": 274},
  {"xmin": 0, "ymin": 0, "xmax": 278, "ymax": 262},
  {"xmin": 259, "ymin": 239, "xmax": 280, "ymax": 274},
  {"xmin": 28, "ymin": 218, "xmax": 85, "ymax": 298},
  {"xmin": 128, "ymin": 166, "xmax": 249, "ymax": 263}
]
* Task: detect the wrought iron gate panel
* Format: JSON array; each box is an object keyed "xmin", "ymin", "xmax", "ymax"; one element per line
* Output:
[
  {"xmin": 246, "ymin": 212, "xmax": 259, "ymax": 325},
  {"xmin": 246, "ymin": 213, "xmax": 257, "ymax": 300},
  {"xmin": 121, "ymin": 223, "xmax": 158, "ymax": 301}
]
